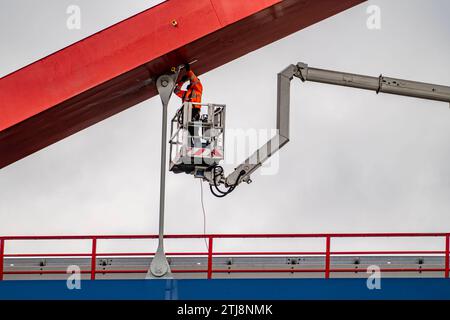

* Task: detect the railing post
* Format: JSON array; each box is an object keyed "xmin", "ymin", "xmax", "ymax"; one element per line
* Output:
[
  {"xmin": 445, "ymin": 234, "xmax": 449, "ymax": 278},
  {"xmin": 0, "ymin": 239, "xmax": 4, "ymax": 281},
  {"xmin": 207, "ymin": 237, "xmax": 213, "ymax": 280},
  {"xmin": 90, "ymin": 238, "xmax": 97, "ymax": 280},
  {"xmin": 325, "ymin": 236, "xmax": 331, "ymax": 279}
]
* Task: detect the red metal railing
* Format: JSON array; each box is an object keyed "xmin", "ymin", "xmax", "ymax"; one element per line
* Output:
[
  {"xmin": 0, "ymin": 239, "xmax": 4, "ymax": 281},
  {"xmin": 0, "ymin": 232, "xmax": 449, "ymax": 280}
]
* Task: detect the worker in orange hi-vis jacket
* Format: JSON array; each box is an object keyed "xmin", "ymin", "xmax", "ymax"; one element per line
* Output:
[{"xmin": 174, "ymin": 64, "xmax": 203, "ymax": 145}]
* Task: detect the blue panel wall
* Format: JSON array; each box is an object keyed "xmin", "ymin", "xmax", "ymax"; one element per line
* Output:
[{"xmin": 0, "ymin": 278, "xmax": 449, "ymax": 300}]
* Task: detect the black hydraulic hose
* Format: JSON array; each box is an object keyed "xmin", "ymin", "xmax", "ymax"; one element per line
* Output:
[
  {"xmin": 209, "ymin": 184, "xmax": 229, "ymax": 198},
  {"xmin": 212, "ymin": 166, "xmax": 229, "ymax": 195},
  {"xmin": 209, "ymin": 165, "xmax": 246, "ymax": 198},
  {"xmin": 176, "ymin": 108, "xmax": 183, "ymax": 125}
]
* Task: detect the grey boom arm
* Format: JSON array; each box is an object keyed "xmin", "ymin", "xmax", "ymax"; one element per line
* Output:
[{"xmin": 224, "ymin": 62, "xmax": 450, "ymax": 187}]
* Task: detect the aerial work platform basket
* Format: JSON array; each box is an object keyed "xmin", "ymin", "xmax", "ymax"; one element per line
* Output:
[{"xmin": 169, "ymin": 102, "xmax": 225, "ymax": 176}]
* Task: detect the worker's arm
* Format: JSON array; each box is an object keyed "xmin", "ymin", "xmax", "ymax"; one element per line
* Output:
[
  {"xmin": 187, "ymin": 70, "xmax": 203, "ymax": 92},
  {"xmin": 174, "ymin": 80, "xmax": 186, "ymax": 99}
]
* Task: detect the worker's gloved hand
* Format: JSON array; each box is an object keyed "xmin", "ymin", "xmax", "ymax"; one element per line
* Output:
[
  {"xmin": 181, "ymin": 75, "xmax": 189, "ymax": 82},
  {"xmin": 184, "ymin": 63, "xmax": 191, "ymax": 72}
]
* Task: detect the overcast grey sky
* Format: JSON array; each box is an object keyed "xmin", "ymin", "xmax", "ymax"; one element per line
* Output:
[{"xmin": 0, "ymin": 0, "xmax": 449, "ymax": 254}]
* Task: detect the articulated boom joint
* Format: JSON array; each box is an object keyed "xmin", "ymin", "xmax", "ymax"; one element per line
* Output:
[{"xmin": 169, "ymin": 62, "xmax": 450, "ymax": 198}]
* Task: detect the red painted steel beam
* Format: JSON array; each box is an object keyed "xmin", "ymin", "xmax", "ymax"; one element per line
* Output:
[{"xmin": 0, "ymin": 0, "xmax": 364, "ymax": 169}]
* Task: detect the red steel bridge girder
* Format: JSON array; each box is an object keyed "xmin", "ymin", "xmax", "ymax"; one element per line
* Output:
[{"xmin": 0, "ymin": 0, "xmax": 365, "ymax": 169}]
